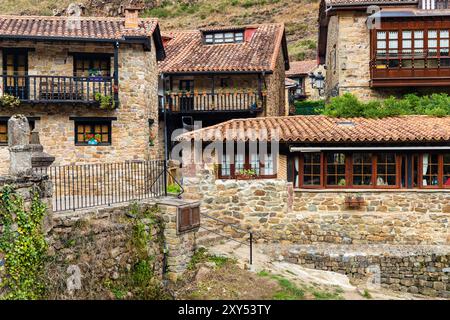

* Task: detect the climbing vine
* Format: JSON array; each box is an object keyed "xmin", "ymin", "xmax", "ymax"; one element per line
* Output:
[
  {"xmin": 105, "ymin": 203, "xmax": 170, "ymax": 300},
  {"xmin": 0, "ymin": 185, "xmax": 48, "ymax": 300}
]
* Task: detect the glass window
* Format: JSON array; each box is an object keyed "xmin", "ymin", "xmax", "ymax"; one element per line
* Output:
[
  {"xmin": 422, "ymin": 153, "xmax": 439, "ymax": 186},
  {"xmin": 263, "ymin": 154, "xmax": 274, "ymax": 176},
  {"xmin": 352, "ymin": 153, "xmax": 373, "ymax": 186},
  {"xmin": 204, "ymin": 31, "xmax": 245, "ymax": 44},
  {"xmin": 303, "ymin": 153, "xmax": 321, "ymax": 186},
  {"xmin": 221, "ymin": 153, "xmax": 231, "ymax": 176},
  {"xmin": 326, "ymin": 153, "xmax": 346, "ymax": 186},
  {"xmin": 74, "ymin": 54, "xmax": 111, "ymax": 77},
  {"xmin": 376, "ymin": 153, "xmax": 397, "ymax": 186},
  {"xmin": 75, "ymin": 121, "xmax": 111, "ymax": 145},
  {"xmin": 0, "ymin": 121, "xmax": 7, "ymax": 145},
  {"xmin": 250, "ymin": 153, "xmax": 260, "ymax": 175},
  {"xmin": 235, "ymin": 153, "xmax": 245, "ymax": 174},
  {"xmin": 444, "ymin": 154, "xmax": 450, "ymax": 187}
]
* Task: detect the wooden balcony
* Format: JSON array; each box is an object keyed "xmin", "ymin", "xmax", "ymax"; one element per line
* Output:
[
  {"xmin": 370, "ymin": 50, "xmax": 450, "ymax": 87},
  {"xmin": 1, "ymin": 75, "xmax": 116, "ymax": 104},
  {"xmin": 161, "ymin": 91, "xmax": 266, "ymax": 113}
]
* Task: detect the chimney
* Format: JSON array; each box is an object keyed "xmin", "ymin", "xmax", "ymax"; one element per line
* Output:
[{"xmin": 123, "ymin": 6, "xmax": 142, "ymax": 29}]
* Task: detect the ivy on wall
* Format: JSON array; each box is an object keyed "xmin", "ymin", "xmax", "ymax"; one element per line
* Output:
[{"xmin": 0, "ymin": 186, "xmax": 48, "ymax": 300}]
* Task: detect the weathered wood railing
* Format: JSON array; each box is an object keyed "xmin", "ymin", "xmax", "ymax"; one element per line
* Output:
[
  {"xmin": 1, "ymin": 75, "xmax": 114, "ymax": 103},
  {"xmin": 162, "ymin": 91, "xmax": 266, "ymax": 113}
]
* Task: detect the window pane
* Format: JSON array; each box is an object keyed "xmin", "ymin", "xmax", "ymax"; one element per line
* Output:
[
  {"xmin": 376, "ymin": 153, "xmax": 397, "ymax": 186},
  {"xmin": 263, "ymin": 154, "xmax": 274, "ymax": 176},
  {"xmin": 221, "ymin": 153, "xmax": 231, "ymax": 176},
  {"xmin": 440, "ymin": 30, "xmax": 449, "ymax": 38},
  {"xmin": 303, "ymin": 153, "xmax": 321, "ymax": 186},
  {"xmin": 389, "ymin": 31, "xmax": 398, "ymax": 39},
  {"xmin": 377, "ymin": 31, "xmax": 386, "ymax": 40},
  {"xmin": 75, "ymin": 122, "xmax": 111, "ymax": 145},
  {"xmin": 444, "ymin": 154, "xmax": 450, "ymax": 187},
  {"xmin": 326, "ymin": 153, "xmax": 346, "ymax": 186},
  {"xmin": 414, "ymin": 30, "xmax": 423, "ymax": 39},
  {"xmin": 235, "ymin": 153, "xmax": 245, "ymax": 174},
  {"xmin": 352, "ymin": 153, "xmax": 372, "ymax": 186},
  {"xmin": 428, "ymin": 30, "xmax": 438, "ymax": 38},
  {"xmin": 250, "ymin": 153, "xmax": 260, "ymax": 175},
  {"xmin": 377, "ymin": 41, "xmax": 386, "ymax": 49},
  {"xmin": 402, "ymin": 31, "xmax": 412, "ymax": 39},
  {"xmin": 0, "ymin": 122, "xmax": 7, "ymax": 144},
  {"xmin": 422, "ymin": 153, "xmax": 439, "ymax": 186}
]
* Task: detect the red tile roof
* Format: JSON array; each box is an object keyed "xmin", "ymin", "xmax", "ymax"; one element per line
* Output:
[
  {"xmin": 0, "ymin": 15, "xmax": 159, "ymax": 41},
  {"xmin": 286, "ymin": 60, "xmax": 317, "ymax": 76},
  {"xmin": 159, "ymin": 23, "xmax": 287, "ymax": 73},
  {"xmin": 177, "ymin": 115, "xmax": 450, "ymax": 144}
]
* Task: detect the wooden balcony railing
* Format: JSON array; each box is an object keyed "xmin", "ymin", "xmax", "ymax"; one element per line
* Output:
[
  {"xmin": 370, "ymin": 49, "xmax": 450, "ymax": 87},
  {"xmin": 1, "ymin": 75, "xmax": 115, "ymax": 103},
  {"xmin": 162, "ymin": 91, "xmax": 266, "ymax": 113}
]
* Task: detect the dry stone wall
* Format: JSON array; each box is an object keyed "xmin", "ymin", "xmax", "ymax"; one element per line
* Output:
[{"xmin": 183, "ymin": 165, "xmax": 450, "ymax": 245}]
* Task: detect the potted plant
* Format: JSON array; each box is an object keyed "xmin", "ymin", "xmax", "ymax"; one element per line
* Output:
[
  {"xmin": 88, "ymin": 68, "xmax": 104, "ymax": 82},
  {"xmin": 235, "ymin": 169, "xmax": 257, "ymax": 180},
  {"xmin": 149, "ymin": 131, "xmax": 156, "ymax": 146},
  {"xmin": 94, "ymin": 93, "xmax": 116, "ymax": 110},
  {"xmin": 85, "ymin": 133, "xmax": 101, "ymax": 145},
  {"xmin": 0, "ymin": 94, "xmax": 21, "ymax": 108},
  {"xmin": 167, "ymin": 183, "xmax": 181, "ymax": 196}
]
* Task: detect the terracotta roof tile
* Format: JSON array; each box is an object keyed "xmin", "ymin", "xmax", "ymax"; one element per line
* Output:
[
  {"xmin": 177, "ymin": 115, "xmax": 450, "ymax": 144},
  {"xmin": 286, "ymin": 60, "xmax": 317, "ymax": 76},
  {"xmin": 0, "ymin": 15, "xmax": 159, "ymax": 41},
  {"xmin": 159, "ymin": 23, "xmax": 285, "ymax": 73}
]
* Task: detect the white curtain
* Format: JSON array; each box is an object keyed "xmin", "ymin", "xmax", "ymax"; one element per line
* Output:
[
  {"xmin": 294, "ymin": 156, "xmax": 299, "ymax": 187},
  {"xmin": 422, "ymin": 154, "xmax": 429, "ymax": 186}
]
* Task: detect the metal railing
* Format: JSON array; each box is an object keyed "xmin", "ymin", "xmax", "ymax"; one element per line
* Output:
[
  {"xmin": 1, "ymin": 75, "xmax": 114, "ymax": 103},
  {"xmin": 163, "ymin": 91, "xmax": 266, "ymax": 113},
  {"xmin": 199, "ymin": 212, "xmax": 253, "ymax": 265},
  {"xmin": 33, "ymin": 160, "xmax": 167, "ymax": 212}
]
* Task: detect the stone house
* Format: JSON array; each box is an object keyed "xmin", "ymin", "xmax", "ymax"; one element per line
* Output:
[
  {"xmin": 158, "ymin": 23, "xmax": 289, "ymax": 152},
  {"xmin": 285, "ymin": 60, "xmax": 322, "ymax": 101},
  {"xmin": 178, "ymin": 115, "xmax": 450, "ymax": 242},
  {"xmin": 0, "ymin": 9, "xmax": 165, "ymax": 174},
  {"xmin": 318, "ymin": 0, "xmax": 450, "ymax": 100}
]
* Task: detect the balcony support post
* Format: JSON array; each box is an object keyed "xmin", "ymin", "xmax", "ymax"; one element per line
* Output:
[
  {"xmin": 114, "ymin": 41, "xmax": 120, "ymax": 105},
  {"xmin": 211, "ymin": 74, "xmax": 215, "ymax": 107}
]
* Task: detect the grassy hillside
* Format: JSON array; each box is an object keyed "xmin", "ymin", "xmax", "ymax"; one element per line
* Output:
[{"xmin": 0, "ymin": 0, "xmax": 320, "ymax": 61}]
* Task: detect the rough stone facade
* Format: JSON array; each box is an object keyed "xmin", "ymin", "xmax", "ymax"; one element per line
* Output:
[
  {"xmin": 275, "ymin": 244, "xmax": 450, "ymax": 298},
  {"xmin": 323, "ymin": 11, "xmax": 450, "ymax": 100},
  {"xmin": 183, "ymin": 164, "xmax": 450, "ymax": 246},
  {"xmin": 266, "ymin": 49, "xmax": 287, "ymax": 116},
  {"xmin": 0, "ymin": 40, "xmax": 160, "ymax": 175}
]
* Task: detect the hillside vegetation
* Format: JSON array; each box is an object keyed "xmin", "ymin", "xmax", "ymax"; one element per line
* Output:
[{"xmin": 0, "ymin": 0, "xmax": 320, "ymax": 61}]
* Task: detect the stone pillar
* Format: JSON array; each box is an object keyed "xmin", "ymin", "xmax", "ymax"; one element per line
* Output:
[
  {"xmin": 8, "ymin": 115, "xmax": 32, "ymax": 176},
  {"xmin": 158, "ymin": 198, "xmax": 199, "ymax": 282}
]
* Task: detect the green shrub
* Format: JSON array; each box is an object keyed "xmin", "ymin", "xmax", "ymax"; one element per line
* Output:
[
  {"xmin": 321, "ymin": 93, "xmax": 450, "ymax": 118},
  {"xmin": 167, "ymin": 183, "xmax": 181, "ymax": 194}
]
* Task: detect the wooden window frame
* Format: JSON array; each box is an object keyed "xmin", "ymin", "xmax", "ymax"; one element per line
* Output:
[
  {"xmin": 443, "ymin": 153, "xmax": 450, "ymax": 188},
  {"xmin": 74, "ymin": 120, "xmax": 112, "ymax": 146},
  {"xmin": 294, "ymin": 152, "xmax": 402, "ymax": 189},
  {"xmin": 217, "ymin": 145, "xmax": 277, "ymax": 180},
  {"xmin": 325, "ymin": 152, "xmax": 348, "ymax": 188},
  {"xmin": 73, "ymin": 53, "xmax": 112, "ymax": 78},
  {"xmin": 419, "ymin": 153, "xmax": 444, "ymax": 189}
]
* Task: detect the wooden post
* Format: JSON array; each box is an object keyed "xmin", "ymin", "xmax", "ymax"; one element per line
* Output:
[{"xmin": 114, "ymin": 41, "xmax": 119, "ymax": 105}]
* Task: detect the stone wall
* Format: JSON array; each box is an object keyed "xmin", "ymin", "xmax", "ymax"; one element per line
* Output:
[
  {"xmin": 276, "ymin": 244, "xmax": 450, "ymax": 298},
  {"xmin": 183, "ymin": 164, "xmax": 450, "ymax": 246},
  {"xmin": 0, "ymin": 40, "xmax": 160, "ymax": 174},
  {"xmin": 266, "ymin": 49, "xmax": 287, "ymax": 116}
]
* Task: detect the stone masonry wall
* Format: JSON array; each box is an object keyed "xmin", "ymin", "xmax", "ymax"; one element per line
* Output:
[
  {"xmin": 266, "ymin": 49, "xmax": 287, "ymax": 116},
  {"xmin": 183, "ymin": 164, "xmax": 450, "ymax": 245},
  {"xmin": 0, "ymin": 40, "xmax": 160, "ymax": 174},
  {"xmin": 276, "ymin": 244, "xmax": 450, "ymax": 298}
]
